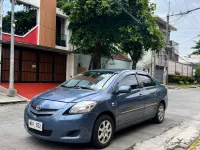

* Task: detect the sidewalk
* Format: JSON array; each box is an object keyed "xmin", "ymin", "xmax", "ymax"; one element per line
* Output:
[
  {"xmin": 0, "ymin": 86, "xmax": 27, "ymax": 104},
  {"xmin": 129, "ymin": 113, "xmax": 200, "ymax": 150}
]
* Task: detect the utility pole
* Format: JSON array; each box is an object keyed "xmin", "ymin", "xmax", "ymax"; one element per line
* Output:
[
  {"xmin": 162, "ymin": 6, "xmax": 200, "ymax": 85},
  {"xmin": 7, "ymin": 0, "xmax": 17, "ymax": 97},
  {"xmin": 0, "ymin": 0, "xmax": 2, "ymax": 82},
  {"xmin": 163, "ymin": 2, "xmax": 170, "ymax": 85}
]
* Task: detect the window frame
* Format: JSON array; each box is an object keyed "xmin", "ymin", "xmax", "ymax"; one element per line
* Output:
[
  {"xmin": 115, "ymin": 74, "xmax": 141, "ymax": 92},
  {"xmin": 136, "ymin": 74, "xmax": 157, "ymax": 88}
]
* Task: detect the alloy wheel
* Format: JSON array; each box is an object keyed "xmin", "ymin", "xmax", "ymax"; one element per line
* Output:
[
  {"xmin": 158, "ymin": 105, "xmax": 165, "ymax": 121},
  {"xmin": 98, "ymin": 120, "xmax": 112, "ymax": 144}
]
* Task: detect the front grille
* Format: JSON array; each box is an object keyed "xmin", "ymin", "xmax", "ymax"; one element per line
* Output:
[
  {"xmin": 27, "ymin": 125, "xmax": 52, "ymax": 137},
  {"xmin": 30, "ymin": 110, "xmax": 53, "ymax": 117},
  {"xmin": 30, "ymin": 106, "xmax": 58, "ymax": 117},
  {"xmin": 31, "ymin": 106, "xmax": 58, "ymax": 112}
]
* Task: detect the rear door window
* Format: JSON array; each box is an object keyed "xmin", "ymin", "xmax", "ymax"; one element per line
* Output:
[{"xmin": 137, "ymin": 75, "xmax": 156, "ymax": 87}]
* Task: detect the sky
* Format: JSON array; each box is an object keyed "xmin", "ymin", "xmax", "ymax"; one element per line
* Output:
[
  {"xmin": 150, "ymin": 0, "xmax": 200, "ymax": 56},
  {"xmin": 2, "ymin": 0, "xmax": 23, "ymax": 16},
  {"xmin": 2, "ymin": 0, "xmax": 200, "ymax": 56}
]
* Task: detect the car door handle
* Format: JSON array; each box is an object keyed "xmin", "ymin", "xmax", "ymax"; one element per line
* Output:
[{"xmin": 139, "ymin": 93, "xmax": 143, "ymax": 96}]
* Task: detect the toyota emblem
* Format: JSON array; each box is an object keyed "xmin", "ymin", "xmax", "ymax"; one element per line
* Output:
[{"xmin": 36, "ymin": 105, "xmax": 41, "ymax": 111}]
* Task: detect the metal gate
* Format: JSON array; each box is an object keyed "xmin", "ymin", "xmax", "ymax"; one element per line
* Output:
[{"xmin": 1, "ymin": 46, "xmax": 66, "ymax": 83}]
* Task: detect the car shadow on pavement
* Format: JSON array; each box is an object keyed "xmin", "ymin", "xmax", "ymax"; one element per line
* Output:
[
  {"xmin": 28, "ymin": 120, "xmax": 154, "ymax": 150},
  {"xmin": 114, "ymin": 120, "xmax": 153, "ymax": 139}
]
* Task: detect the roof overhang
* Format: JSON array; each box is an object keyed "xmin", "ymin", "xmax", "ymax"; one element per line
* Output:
[
  {"xmin": 154, "ymin": 15, "xmax": 177, "ymax": 31},
  {"xmin": 17, "ymin": 0, "xmax": 40, "ymax": 8},
  {"xmin": 0, "ymin": 40, "xmax": 73, "ymax": 54}
]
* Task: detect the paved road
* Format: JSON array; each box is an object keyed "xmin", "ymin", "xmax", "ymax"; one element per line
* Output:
[{"xmin": 0, "ymin": 88, "xmax": 200, "ymax": 150}]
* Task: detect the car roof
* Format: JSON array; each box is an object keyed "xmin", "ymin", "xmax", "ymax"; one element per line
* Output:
[{"xmin": 89, "ymin": 69, "xmax": 149, "ymax": 75}]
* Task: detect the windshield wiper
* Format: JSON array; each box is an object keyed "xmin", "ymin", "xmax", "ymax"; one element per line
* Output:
[
  {"xmin": 60, "ymin": 85, "xmax": 68, "ymax": 88},
  {"xmin": 61, "ymin": 85, "xmax": 95, "ymax": 91},
  {"xmin": 72, "ymin": 86, "xmax": 95, "ymax": 91}
]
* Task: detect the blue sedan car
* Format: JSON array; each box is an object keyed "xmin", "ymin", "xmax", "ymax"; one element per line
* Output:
[{"xmin": 24, "ymin": 69, "xmax": 168, "ymax": 149}]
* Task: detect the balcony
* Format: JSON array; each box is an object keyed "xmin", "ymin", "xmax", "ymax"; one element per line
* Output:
[{"xmin": 56, "ymin": 34, "xmax": 66, "ymax": 47}]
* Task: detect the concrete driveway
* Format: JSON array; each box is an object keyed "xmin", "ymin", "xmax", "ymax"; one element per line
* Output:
[{"xmin": 0, "ymin": 88, "xmax": 200, "ymax": 150}]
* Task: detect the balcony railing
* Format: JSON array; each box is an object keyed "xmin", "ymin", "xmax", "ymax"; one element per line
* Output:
[{"xmin": 56, "ymin": 34, "xmax": 66, "ymax": 47}]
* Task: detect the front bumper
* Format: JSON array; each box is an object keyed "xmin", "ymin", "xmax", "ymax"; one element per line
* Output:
[{"xmin": 24, "ymin": 104, "xmax": 98, "ymax": 143}]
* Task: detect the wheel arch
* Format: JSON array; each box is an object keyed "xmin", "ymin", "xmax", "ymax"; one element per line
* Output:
[
  {"xmin": 95, "ymin": 111, "xmax": 117, "ymax": 131},
  {"xmin": 159, "ymin": 100, "xmax": 166, "ymax": 110}
]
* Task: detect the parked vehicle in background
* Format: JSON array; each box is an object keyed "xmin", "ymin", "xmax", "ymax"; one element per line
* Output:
[{"xmin": 24, "ymin": 69, "xmax": 168, "ymax": 149}]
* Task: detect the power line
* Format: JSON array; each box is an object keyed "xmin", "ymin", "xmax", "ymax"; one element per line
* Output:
[
  {"xmin": 173, "ymin": 0, "xmax": 200, "ymax": 31},
  {"xmin": 190, "ymin": 13, "xmax": 200, "ymax": 27},
  {"xmin": 163, "ymin": 0, "xmax": 168, "ymax": 5},
  {"xmin": 113, "ymin": 0, "xmax": 140, "ymax": 23},
  {"xmin": 184, "ymin": 0, "xmax": 200, "ymax": 29},
  {"xmin": 184, "ymin": 0, "xmax": 189, "ymax": 10},
  {"xmin": 171, "ymin": 1, "xmax": 200, "ymax": 17},
  {"xmin": 173, "ymin": 48, "xmax": 194, "ymax": 64},
  {"xmin": 174, "ymin": 0, "xmax": 181, "ymax": 11},
  {"xmin": 179, "ymin": 35, "xmax": 200, "ymax": 45},
  {"xmin": 184, "ymin": 15, "xmax": 200, "ymax": 32},
  {"xmin": 171, "ymin": 15, "xmax": 185, "ymax": 25},
  {"xmin": 179, "ymin": 56, "xmax": 193, "ymax": 64}
]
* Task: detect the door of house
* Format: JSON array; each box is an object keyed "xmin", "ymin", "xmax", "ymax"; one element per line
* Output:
[
  {"xmin": 54, "ymin": 55, "xmax": 66, "ymax": 82},
  {"xmin": 39, "ymin": 53, "xmax": 53, "ymax": 82},
  {"xmin": 21, "ymin": 51, "xmax": 37, "ymax": 82},
  {"xmin": 1, "ymin": 46, "xmax": 67, "ymax": 83},
  {"xmin": 1, "ymin": 47, "xmax": 20, "ymax": 82}
]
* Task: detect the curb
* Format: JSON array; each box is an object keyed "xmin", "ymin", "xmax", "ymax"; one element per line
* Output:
[
  {"xmin": 188, "ymin": 137, "xmax": 200, "ymax": 150},
  {"xmin": 0, "ymin": 86, "xmax": 28, "ymax": 105},
  {"xmin": 167, "ymin": 86, "xmax": 199, "ymax": 90}
]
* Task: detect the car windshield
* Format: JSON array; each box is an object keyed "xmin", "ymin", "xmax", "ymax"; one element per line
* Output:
[{"xmin": 61, "ymin": 71, "xmax": 118, "ymax": 90}]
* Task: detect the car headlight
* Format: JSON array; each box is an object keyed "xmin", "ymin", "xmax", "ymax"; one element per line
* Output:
[{"xmin": 69, "ymin": 101, "xmax": 97, "ymax": 114}]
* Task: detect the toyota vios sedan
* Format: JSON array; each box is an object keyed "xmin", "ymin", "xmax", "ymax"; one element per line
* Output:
[{"xmin": 24, "ymin": 69, "xmax": 168, "ymax": 149}]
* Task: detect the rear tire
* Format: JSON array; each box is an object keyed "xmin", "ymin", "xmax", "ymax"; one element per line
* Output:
[
  {"xmin": 153, "ymin": 103, "xmax": 165, "ymax": 124},
  {"xmin": 91, "ymin": 115, "xmax": 114, "ymax": 149}
]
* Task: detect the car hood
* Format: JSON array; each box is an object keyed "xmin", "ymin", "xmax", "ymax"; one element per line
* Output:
[{"xmin": 35, "ymin": 87, "xmax": 100, "ymax": 103}]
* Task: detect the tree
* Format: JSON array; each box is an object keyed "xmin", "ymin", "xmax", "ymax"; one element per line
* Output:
[
  {"xmin": 3, "ymin": 9, "xmax": 37, "ymax": 36},
  {"xmin": 192, "ymin": 40, "xmax": 200, "ymax": 55},
  {"xmin": 119, "ymin": 2, "xmax": 165, "ymax": 69},
  {"xmin": 58, "ymin": 0, "xmax": 164, "ymax": 69},
  {"xmin": 121, "ymin": 42, "xmax": 144, "ymax": 69},
  {"xmin": 196, "ymin": 65, "xmax": 200, "ymax": 77}
]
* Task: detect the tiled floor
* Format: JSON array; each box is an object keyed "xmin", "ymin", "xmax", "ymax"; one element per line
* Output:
[{"xmin": 0, "ymin": 83, "xmax": 59, "ymax": 100}]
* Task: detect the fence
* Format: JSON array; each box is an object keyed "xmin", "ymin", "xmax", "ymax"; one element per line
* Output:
[{"xmin": 168, "ymin": 61, "xmax": 193, "ymax": 77}]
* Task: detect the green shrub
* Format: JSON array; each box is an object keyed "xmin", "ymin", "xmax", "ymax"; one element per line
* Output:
[
  {"xmin": 175, "ymin": 72, "xmax": 181, "ymax": 76},
  {"xmin": 179, "ymin": 81, "xmax": 184, "ymax": 84},
  {"xmin": 185, "ymin": 81, "xmax": 190, "ymax": 84},
  {"xmin": 187, "ymin": 77, "xmax": 195, "ymax": 83},
  {"xmin": 180, "ymin": 76, "xmax": 187, "ymax": 83},
  {"xmin": 194, "ymin": 80, "xmax": 197, "ymax": 84},
  {"xmin": 170, "ymin": 74, "xmax": 195, "ymax": 84},
  {"xmin": 195, "ymin": 65, "xmax": 200, "ymax": 77},
  {"xmin": 172, "ymin": 76, "xmax": 180, "ymax": 83}
]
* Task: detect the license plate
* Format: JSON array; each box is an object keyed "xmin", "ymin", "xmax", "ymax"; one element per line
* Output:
[{"xmin": 28, "ymin": 119, "xmax": 43, "ymax": 131}]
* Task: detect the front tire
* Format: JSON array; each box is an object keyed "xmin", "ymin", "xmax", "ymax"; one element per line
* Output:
[
  {"xmin": 91, "ymin": 115, "xmax": 114, "ymax": 149},
  {"xmin": 153, "ymin": 103, "xmax": 165, "ymax": 124}
]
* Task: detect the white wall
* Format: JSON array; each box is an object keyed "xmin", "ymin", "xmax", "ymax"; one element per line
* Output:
[
  {"xmin": 137, "ymin": 51, "xmax": 152, "ymax": 69},
  {"xmin": 105, "ymin": 59, "xmax": 132, "ymax": 69},
  {"xmin": 56, "ymin": 8, "xmax": 67, "ymax": 18},
  {"xmin": 74, "ymin": 54, "xmax": 132, "ymax": 71},
  {"xmin": 168, "ymin": 61, "xmax": 193, "ymax": 76},
  {"xmin": 66, "ymin": 54, "xmax": 76, "ymax": 80}
]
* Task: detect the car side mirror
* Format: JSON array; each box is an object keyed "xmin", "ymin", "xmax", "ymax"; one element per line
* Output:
[{"xmin": 117, "ymin": 86, "xmax": 131, "ymax": 94}]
